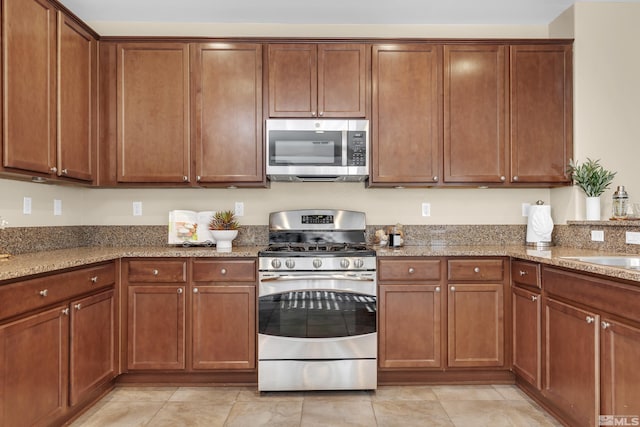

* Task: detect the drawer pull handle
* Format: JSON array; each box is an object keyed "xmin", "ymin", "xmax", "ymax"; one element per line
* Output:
[
  {"xmin": 74, "ymin": 303, "xmax": 82, "ymax": 310},
  {"xmin": 530, "ymin": 295, "xmax": 538, "ymax": 302},
  {"xmin": 519, "ymin": 270, "xmax": 528, "ymax": 276},
  {"xmin": 435, "ymin": 286, "xmax": 440, "ymax": 292},
  {"xmin": 473, "ymin": 267, "xmax": 480, "ymax": 273},
  {"xmin": 39, "ymin": 289, "xmax": 48, "ymax": 297},
  {"xmin": 177, "ymin": 288, "xmax": 183, "ymax": 294},
  {"xmin": 152, "ymin": 269, "xmax": 159, "ymax": 276},
  {"xmin": 601, "ymin": 321, "xmax": 611, "ymax": 329},
  {"xmin": 450, "ymin": 286, "xmax": 455, "ymax": 292},
  {"xmin": 221, "ymin": 268, "xmax": 227, "ymax": 275},
  {"xmin": 408, "ymin": 267, "xmax": 415, "ymax": 274},
  {"xmin": 193, "ymin": 288, "xmax": 199, "ymax": 294},
  {"xmin": 586, "ymin": 316, "xmax": 595, "ymax": 324},
  {"xmin": 90, "ymin": 276, "xmax": 98, "ymax": 283},
  {"xmin": 62, "ymin": 308, "xmax": 70, "ymax": 316}
]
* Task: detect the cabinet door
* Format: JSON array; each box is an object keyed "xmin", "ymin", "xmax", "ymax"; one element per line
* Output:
[
  {"xmin": 2, "ymin": 0, "xmax": 57, "ymax": 175},
  {"xmin": 268, "ymin": 44, "xmax": 317, "ymax": 117},
  {"xmin": 0, "ymin": 305, "xmax": 69, "ymax": 427},
  {"xmin": 57, "ymin": 14, "xmax": 96, "ymax": 182},
  {"xmin": 512, "ymin": 286, "xmax": 541, "ymax": 389},
  {"xmin": 510, "ymin": 44, "xmax": 572, "ymax": 184},
  {"xmin": 371, "ymin": 44, "xmax": 441, "ymax": 185},
  {"xmin": 601, "ymin": 318, "xmax": 640, "ymax": 418},
  {"xmin": 127, "ymin": 285, "xmax": 186, "ymax": 370},
  {"xmin": 444, "ymin": 45, "xmax": 508, "ymax": 183},
  {"xmin": 543, "ymin": 298, "xmax": 598, "ymax": 427},
  {"xmin": 116, "ymin": 43, "xmax": 190, "ymax": 183},
  {"xmin": 192, "ymin": 43, "xmax": 264, "ymax": 184},
  {"xmin": 318, "ymin": 44, "xmax": 367, "ymax": 118},
  {"xmin": 191, "ymin": 284, "xmax": 256, "ymax": 370},
  {"xmin": 69, "ymin": 290, "xmax": 115, "ymax": 406},
  {"xmin": 448, "ymin": 283, "xmax": 504, "ymax": 367},
  {"xmin": 378, "ymin": 284, "xmax": 443, "ymax": 368}
]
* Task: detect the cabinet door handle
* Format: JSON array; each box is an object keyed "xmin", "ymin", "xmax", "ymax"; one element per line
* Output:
[
  {"xmin": 74, "ymin": 303, "xmax": 82, "ymax": 310},
  {"xmin": 500, "ymin": 176, "xmax": 506, "ymax": 181},
  {"xmin": 513, "ymin": 176, "xmax": 519, "ymax": 181},
  {"xmin": 177, "ymin": 288, "xmax": 183, "ymax": 294},
  {"xmin": 50, "ymin": 166, "xmax": 57, "ymax": 173},
  {"xmin": 601, "ymin": 321, "xmax": 611, "ymax": 329},
  {"xmin": 432, "ymin": 176, "xmax": 438, "ymax": 182},
  {"xmin": 408, "ymin": 267, "xmax": 415, "ymax": 274},
  {"xmin": 61, "ymin": 168, "xmax": 68, "ymax": 175},
  {"xmin": 196, "ymin": 175, "xmax": 202, "ymax": 182},
  {"xmin": 530, "ymin": 295, "xmax": 538, "ymax": 302},
  {"xmin": 90, "ymin": 276, "xmax": 98, "ymax": 283},
  {"xmin": 62, "ymin": 308, "xmax": 70, "ymax": 316},
  {"xmin": 193, "ymin": 288, "xmax": 199, "ymax": 294},
  {"xmin": 311, "ymin": 111, "xmax": 316, "ymax": 117},
  {"xmin": 473, "ymin": 267, "xmax": 480, "ymax": 273},
  {"xmin": 450, "ymin": 286, "xmax": 455, "ymax": 292},
  {"xmin": 435, "ymin": 286, "xmax": 440, "ymax": 292},
  {"xmin": 319, "ymin": 111, "xmax": 324, "ymax": 116},
  {"xmin": 39, "ymin": 289, "xmax": 48, "ymax": 297},
  {"xmin": 220, "ymin": 268, "xmax": 227, "ymax": 275},
  {"xmin": 152, "ymin": 269, "xmax": 159, "ymax": 276},
  {"xmin": 519, "ymin": 270, "xmax": 528, "ymax": 276},
  {"xmin": 586, "ymin": 316, "xmax": 595, "ymax": 324}
]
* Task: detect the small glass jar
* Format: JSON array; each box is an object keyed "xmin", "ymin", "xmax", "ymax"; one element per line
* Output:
[{"xmin": 612, "ymin": 186, "xmax": 629, "ymax": 219}]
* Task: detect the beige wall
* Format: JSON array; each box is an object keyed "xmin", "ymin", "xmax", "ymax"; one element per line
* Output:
[{"xmin": 8, "ymin": 6, "xmax": 639, "ymax": 228}]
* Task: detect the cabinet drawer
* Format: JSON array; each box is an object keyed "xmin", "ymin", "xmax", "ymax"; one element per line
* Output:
[
  {"xmin": 126, "ymin": 260, "xmax": 187, "ymax": 283},
  {"xmin": 192, "ymin": 259, "xmax": 256, "ymax": 282},
  {"xmin": 448, "ymin": 258, "xmax": 504, "ymax": 281},
  {"xmin": 0, "ymin": 263, "xmax": 115, "ymax": 322},
  {"xmin": 378, "ymin": 258, "xmax": 442, "ymax": 282},
  {"xmin": 511, "ymin": 260, "xmax": 541, "ymax": 288}
]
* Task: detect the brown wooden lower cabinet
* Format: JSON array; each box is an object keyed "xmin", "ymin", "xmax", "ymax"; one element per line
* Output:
[
  {"xmin": 511, "ymin": 286, "xmax": 541, "ymax": 389},
  {"xmin": 0, "ymin": 305, "xmax": 69, "ymax": 427}
]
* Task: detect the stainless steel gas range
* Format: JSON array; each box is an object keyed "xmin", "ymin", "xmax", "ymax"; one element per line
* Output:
[{"xmin": 257, "ymin": 209, "xmax": 377, "ymax": 391}]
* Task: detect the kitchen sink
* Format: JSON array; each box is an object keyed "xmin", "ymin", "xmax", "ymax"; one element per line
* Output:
[{"xmin": 561, "ymin": 256, "xmax": 640, "ymax": 270}]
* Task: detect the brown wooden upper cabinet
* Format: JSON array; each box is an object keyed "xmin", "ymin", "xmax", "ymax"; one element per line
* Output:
[
  {"xmin": 191, "ymin": 43, "xmax": 264, "ymax": 186},
  {"xmin": 267, "ymin": 43, "xmax": 367, "ymax": 118},
  {"xmin": 2, "ymin": 0, "xmax": 97, "ymax": 183},
  {"xmin": 116, "ymin": 43, "xmax": 191, "ymax": 184},
  {"xmin": 371, "ymin": 44, "xmax": 441, "ymax": 185},
  {"xmin": 443, "ymin": 44, "xmax": 508, "ymax": 184},
  {"xmin": 510, "ymin": 44, "xmax": 572, "ymax": 184}
]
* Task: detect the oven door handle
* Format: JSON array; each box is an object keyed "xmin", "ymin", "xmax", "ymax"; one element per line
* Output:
[{"xmin": 260, "ymin": 274, "xmax": 374, "ymax": 282}]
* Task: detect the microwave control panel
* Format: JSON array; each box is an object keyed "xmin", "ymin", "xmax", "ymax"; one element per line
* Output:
[{"xmin": 347, "ymin": 131, "xmax": 367, "ymax": 166}]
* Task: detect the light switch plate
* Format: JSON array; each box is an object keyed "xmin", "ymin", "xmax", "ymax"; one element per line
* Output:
[
  {"xmin": 591, "ymin": 230, "xmax": 604, "ymax": 242},
  {"xmin": 235, "ymin": 202, "xmax": 244, "ymax": 216},
  {"xmin": 522, "ymin": 203, "xmax": 531, "ymax": 217},
  {"xmin": 23, "ymin": 197, "xmax": 32, "ymax": 215},
  {"xmin": 421, "ymin": 203, "xmax": 431, "ymax": 217},
  {"xmin": 132, "ymin": 201, "xmax": 142, "ymax": 216},
  {"xmin": 626, "ymin": 231, "xmax": 640, "ymax": 245},
  {"xmin": 54, "ymin": 199, "xmax": 62, "ymax": 216}
]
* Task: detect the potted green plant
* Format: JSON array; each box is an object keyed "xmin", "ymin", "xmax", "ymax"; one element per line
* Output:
[
  {"xmin": 208, "ymin": 210, "xmax": 240, "ymax": 252},
  {"xmin": 567, "ymin": 158, "xmax": 616, "ymax": 220}
]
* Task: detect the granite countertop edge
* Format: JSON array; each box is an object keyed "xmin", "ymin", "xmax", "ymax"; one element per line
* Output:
[{"xmin": 1, "ymin": 244, "xmax": 640, "ymax": 284}]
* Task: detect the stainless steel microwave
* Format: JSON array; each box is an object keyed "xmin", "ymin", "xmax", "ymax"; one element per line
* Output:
[{"xmin": 265, "ymin": 119, "xmax": 369, "ymax": 182}]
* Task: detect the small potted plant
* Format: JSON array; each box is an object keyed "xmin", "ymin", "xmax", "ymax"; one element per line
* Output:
[
  {"xmin": 208, "ymin": 210, "xmax": 240, "ymax": 252},
  {"xmin": 567, "ymin": 158, "xmax": 616, "ymax": 220}
]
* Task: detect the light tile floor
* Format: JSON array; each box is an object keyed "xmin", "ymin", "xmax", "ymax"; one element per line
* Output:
[{"xmin": 70, "ymin": 384, "xmax": 563, "ymax": 427}]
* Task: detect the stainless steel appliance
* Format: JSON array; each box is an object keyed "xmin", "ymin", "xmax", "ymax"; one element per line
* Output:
[
  {"xmin": 258, "ymin": 209, "xmax": 377, "ymax": 391},
  {"xmin": 265, "ymin": 119, "xmax": 369, "ymax": 182}
]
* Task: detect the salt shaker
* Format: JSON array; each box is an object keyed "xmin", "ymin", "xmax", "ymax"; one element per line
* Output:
[{"xmin": 612, "ymin": 186, "xmax": 629, "ymax": 219}]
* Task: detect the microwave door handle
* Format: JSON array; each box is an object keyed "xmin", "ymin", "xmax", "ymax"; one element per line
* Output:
[
  {"xmin": 261, "ymin": 274, "xmax": 374, "ymax": 282},
  {"xmin": 342, "ymin": 129, "xmax": 348, "ymax": 166}
]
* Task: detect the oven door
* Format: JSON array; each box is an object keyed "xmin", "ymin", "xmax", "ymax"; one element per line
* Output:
[{"xmin": 258, "ymin": 272, "xmax": 377, "ymax": 360}]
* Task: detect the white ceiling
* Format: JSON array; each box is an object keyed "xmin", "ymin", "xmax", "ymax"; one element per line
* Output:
[{"xmin": 57, "ymin": 0, "xmax": 640, "ymax": 26}]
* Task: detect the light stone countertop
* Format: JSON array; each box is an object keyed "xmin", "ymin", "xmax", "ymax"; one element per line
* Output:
[{"xmin": 1, "ymin": 244, "xmax": 640, "ymax": 284}]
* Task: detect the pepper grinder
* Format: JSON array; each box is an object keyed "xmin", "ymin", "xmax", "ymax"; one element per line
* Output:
[{"xmin": 612, "ymin": 186, "xmax": 629, "ymax": 219}]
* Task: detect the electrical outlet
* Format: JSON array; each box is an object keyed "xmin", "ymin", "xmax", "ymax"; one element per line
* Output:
[
  {"xmin": 235, "ymin": 202, "xmax": 244, "ymax": 216},
  {"xmin": 53, "ymin": 199, "xmax": 62, "ymax": 216},
  {"xmin": 421, "ymin": 203, "xmax": 431, "ymax": 217},
  {"xmin": 626, "ymin": 231, "xmax": 640, "ymax": 245},
  {"xmin": 522, "ymin": 203, "xmax": 531, "ymax": 217},
  {"xmin": 591, "ymin": 230, "xmax": 604, "ymax": 242},
  {"xmin": 23, "ymin": 197, "xmax": 32, "ymax": 215},
  {"xmin": 132, "ymin": 201, "xmax": 142, "ymax": 216}
]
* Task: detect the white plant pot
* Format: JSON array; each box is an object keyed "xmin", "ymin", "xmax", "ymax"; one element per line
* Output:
[
  {"xmin": 585, "ymin": 196, "xmax": 601, "ymax": 221},
  {"xmin": 210, "ymin": 230, "xmax": 238, "ymax": 252}
]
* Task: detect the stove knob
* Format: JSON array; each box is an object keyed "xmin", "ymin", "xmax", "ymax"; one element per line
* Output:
[
  {"xmin": 340, "ymin": 258, "xmax": 350, "ymax": 269},
  {"xmin": 271, "ymin": 259, "xmax": 282, "ymax": 269},
  {"xmin": 313, "ymin": 258, "xmax": 323, "ymax": 269},
  {"xmin": 353, "ymin": 258, "xmax": 364, "ymax": 269},
  {"xmin": 285, "ymin": 259, "xmax": 296, "ymax": 269}
]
